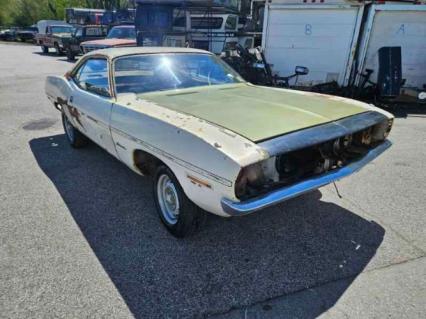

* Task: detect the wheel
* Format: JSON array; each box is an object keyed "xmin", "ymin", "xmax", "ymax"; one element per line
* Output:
[
  {"xmin": 54, "ymin": 43, "xmax": 63, "ymax": 55},
  {"xmin": 153, "ymin": 166, "xmax": 206, "ymax": 238},
  {"xmin": 42, "ymin": 45, "xmax": 48, "ymax": 54},
  {"xmin": 66, "ymin": 49, "xmax": 75, "ymax": 61},
  {"xmin": 62, "ymin": 113, "xmax": 88, "ymax": 148}
]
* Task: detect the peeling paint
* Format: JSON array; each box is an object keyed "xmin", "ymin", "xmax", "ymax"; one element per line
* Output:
[
  {"xmin": 214, "ymin": 142, "xmax": 222, "ymax": 148},
  {"xmin": 219, "ymin": 128, "xmax": 237, "ymax": 138}
]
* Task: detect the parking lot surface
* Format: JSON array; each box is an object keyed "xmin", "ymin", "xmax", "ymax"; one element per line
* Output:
[{"xmin": 1, "ymin": 43, "xmax": 425, "ymax": 318}]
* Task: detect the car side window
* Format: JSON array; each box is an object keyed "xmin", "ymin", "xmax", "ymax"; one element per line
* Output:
[
  {"xmin": 73, "ymin": 58, "xmax": 110, "ymax": 97},
  {"xmin": 225, "ymin": 16, "xmax": 237, "ymax": 31},
  {"xmin": 75, "ymin": 28, "xmax": 83, "ymax": 37}
]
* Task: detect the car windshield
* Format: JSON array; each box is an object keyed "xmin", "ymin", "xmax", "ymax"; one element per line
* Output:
[
  {"xmin": 107, "ymin": 27, "xmax": 135, "ymax": 39},
  {"xmin": 51, "ymin": 26, "xmax": 73, "ymax": 34},
  {"xmin": 114, "ymin": 53, "xmax": 244, "ymax": 95}
]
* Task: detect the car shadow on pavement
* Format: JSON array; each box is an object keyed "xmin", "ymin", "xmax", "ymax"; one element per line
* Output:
[
  {"xmin": 32, "ymin": 51, "xmax": 77, "ymax": 64},
  {"xmin": 30, "ymin": 134, "xmax": 385, "ymax": 319},
  {"xmin": 32, "ymin": 51, "xmax": 60, "ymax": 57},
  {"xmin": 387, "ymin": 104, "xmax": 426, "ymax": 119}
]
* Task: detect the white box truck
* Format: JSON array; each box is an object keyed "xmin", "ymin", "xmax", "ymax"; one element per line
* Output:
[
  {"xmin": 355, "ymin": 2, "xmax": 426, "ymax": 92},
  {"xmin": 262, "ymin": 0, "xmax": 366, "ymax": 86}
]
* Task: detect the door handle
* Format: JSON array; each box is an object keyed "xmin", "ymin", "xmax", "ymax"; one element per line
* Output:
[{"xmin": 69, "ymin": 96, "xmax": 73, "ymax": 103}]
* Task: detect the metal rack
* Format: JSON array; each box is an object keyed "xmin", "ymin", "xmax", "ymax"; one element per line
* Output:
[{"xmin": 135, "ymin": 0, "xmax": 240, "ymax": 52}]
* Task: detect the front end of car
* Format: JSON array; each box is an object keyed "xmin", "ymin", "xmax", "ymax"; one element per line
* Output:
[
  {"xmin": 54, "ymin": 34, "xmax": 72, "ymax": 50},
  {"xmin": 81, "ymin": 43, "xmax": 110, "ymax": 54},
  {"xmin": 222, "ymin": 109, "xmax": 394, "ymax": 216}
]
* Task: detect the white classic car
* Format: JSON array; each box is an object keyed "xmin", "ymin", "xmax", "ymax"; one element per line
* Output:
[{"xmin": 45, "ymin": 47, "xmax": 393, "ymax": 237}]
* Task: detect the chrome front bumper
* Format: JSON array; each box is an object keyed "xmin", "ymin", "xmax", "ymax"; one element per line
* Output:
[{"xmin": 221, "ymin": 140, "xmax": 392, "ymax": 216}]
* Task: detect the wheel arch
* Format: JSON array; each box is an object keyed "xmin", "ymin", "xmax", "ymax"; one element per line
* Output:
[{"xmin": 133, "ymin": 149, "xmax": 164, "ymax": 176}]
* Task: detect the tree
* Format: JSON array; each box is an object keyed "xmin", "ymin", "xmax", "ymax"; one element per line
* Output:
[{"xmin": 0, "ymin": 0, "xmax": 131, "ymax": 27}]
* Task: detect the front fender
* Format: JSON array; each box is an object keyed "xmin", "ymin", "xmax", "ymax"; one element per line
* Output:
[{"xmin": 110, "ymin": 102, "xmax": 253, "ymax": 216}]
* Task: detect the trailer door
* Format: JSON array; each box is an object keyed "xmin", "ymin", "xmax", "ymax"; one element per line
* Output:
[
  {"xmin": 262, "ymin": 4, "xmax": 364, "ymax": 87},
  {"xmin": 356, "ymin": 4, "xmax": 426, "ymax": 89}
]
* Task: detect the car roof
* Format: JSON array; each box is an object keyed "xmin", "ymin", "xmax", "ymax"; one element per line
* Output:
[{"xmin": 85, "ymin": 46, "xmax": 213, "ymax": 59}]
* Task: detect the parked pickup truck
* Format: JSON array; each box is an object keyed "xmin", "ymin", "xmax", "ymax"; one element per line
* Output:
[
  {"xmin": 36, "ymin": 23, "xmax": 74, "ymax": 54},
  {"xmin": 80, "ymin": 25, "xmax": 136, "ymax": 54},
  {"xmin": 45, "ymin": 47, "xmax": 393, "ymax": 237},
  {"xmin": 63, "ymin": 25, "xmax": 108, "ymax": 61}
]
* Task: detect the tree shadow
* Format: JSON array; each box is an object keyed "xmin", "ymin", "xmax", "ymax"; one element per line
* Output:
[
  {"xmin": 29, "ymin": 135, "xmax": 385, "ymax": 319},
  {"xmin": 32, "ymin": 51, "xmax": 59, "ymax": 57},
  {"xmin": 32, "ymin": 51, "xmax": 78, "ymax": 64}
]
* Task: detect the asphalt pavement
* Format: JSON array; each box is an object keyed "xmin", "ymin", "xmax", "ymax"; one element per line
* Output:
[{"xmin": 0, "ymin": 43, "xmax": 425, "ymax": 319}]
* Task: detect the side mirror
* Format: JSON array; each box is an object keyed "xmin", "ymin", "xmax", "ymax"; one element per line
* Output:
[{"xmin": 295, "ymin": 66, "xmax": 309, "ymax": 76}]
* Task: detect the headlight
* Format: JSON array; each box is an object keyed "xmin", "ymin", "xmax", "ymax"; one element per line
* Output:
[
  {"xmin": 235, "ymin": 157, "xmax": 280, "ymax": 199},
  {"xmin": 384, "ymin": 118, "xmax": 393, "ymax": 138},
  {"xmin": 371, "ymin": 118, "xmax": 394, "ymax": 142},
  {"xmin": 235, "ymin": 162, "xmax": 265, "ymax": 199}
]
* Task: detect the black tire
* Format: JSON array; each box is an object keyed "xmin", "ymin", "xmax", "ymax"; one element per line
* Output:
[
  {"xmin": 54, "ymin": 43, "xmax": 63, "ymax": 56},
  {"xmin": 42, "ymin": 45, "xmax": 48, "ymax": 54},
  {"xmin": 153, "ymin": 166, "xmax": 206, "ymax": 238},
  {"xmin": 62, "ymin": 113, "xmax": 88, "ymax": 148},
  {"xmin": 66, "ymin": 49, "xmax": 75, "ymax": 61}
]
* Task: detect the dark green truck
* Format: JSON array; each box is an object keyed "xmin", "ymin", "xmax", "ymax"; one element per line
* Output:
[{"xmin": 62, "ymin": 25, "xmax": 107, "ymax": 61}]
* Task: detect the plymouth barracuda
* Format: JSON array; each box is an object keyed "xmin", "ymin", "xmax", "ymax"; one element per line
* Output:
[{"xmin": 45, "ymin": 47, "xmax": 393, "ymax": 237}]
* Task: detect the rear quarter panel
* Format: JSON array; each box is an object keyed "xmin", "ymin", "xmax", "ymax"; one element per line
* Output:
[
  {"xmin": 45, "ymin": 76, "xmax": 80, "ymax": 127},
  {"xmin": 45, "ymin": 76, "xmax": 72, "ymax": 105}
]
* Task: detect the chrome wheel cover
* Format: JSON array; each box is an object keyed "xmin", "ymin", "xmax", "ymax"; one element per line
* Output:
[{"xmin": 157, "ymin": 174, "xmax": 180, "ymax": 225}]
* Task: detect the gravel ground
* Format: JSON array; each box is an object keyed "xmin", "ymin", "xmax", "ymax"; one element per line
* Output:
[{"xmin": 1, "ymin": 43, "xmax": 425, "ymax": 319}]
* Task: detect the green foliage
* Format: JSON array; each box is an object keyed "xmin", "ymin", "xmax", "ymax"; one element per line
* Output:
[{"xmin": 0, "ymin": 0, "xmax": 131, "ymax": 27}]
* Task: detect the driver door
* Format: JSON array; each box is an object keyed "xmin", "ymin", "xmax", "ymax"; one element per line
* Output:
[{"xmin": 68, "ymin": 57, "xmax": 117, "ymax": 157}]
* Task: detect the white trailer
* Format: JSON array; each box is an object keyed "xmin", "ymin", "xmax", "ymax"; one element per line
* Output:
[
  {"xmin": 355, "ymin": 3, "xmax": 426, "ymax": 91},
  {"xmin": 262, "ymin": 0, "xmax": 366, "ymax": 86}
]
